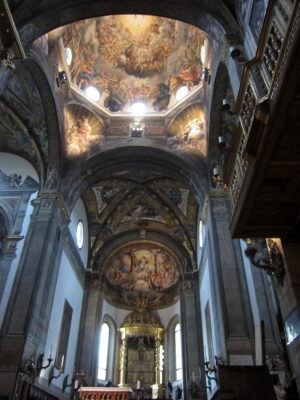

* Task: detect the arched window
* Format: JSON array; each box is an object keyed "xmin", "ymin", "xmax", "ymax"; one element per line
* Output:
[
  {"xmin": 199, "ymin": 219, "xmax": 205, "ymax": 248},
  {"xmin": 175, "ymin": 323, "xmax": 182, "ymax": 380},
  {"xmin": 98, "ymin": 322, "xmax": 110, "ymax": 380}
]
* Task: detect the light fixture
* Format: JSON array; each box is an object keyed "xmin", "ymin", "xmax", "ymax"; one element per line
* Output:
[
  {"xmin": 218, "ymin": 136, "xmax": 226, "ymax": 148},
  {"xmin": 175, "ymin": 86, "xmax": 189, "ymax": 102},
  {"xmin": 130, "ymin": 122, "xmax": 144, "ymax": 137},
  {"xmin": 85, "ymin": 86, "xmax": 100, "ymax": 102},
  {"xmin": 65, "ymin": 48, "xmax": 72, "ymax": 66},
  {"xmin": 202, "ymin": 67, "xmax": 211, "ymax": 84},
  {"xmin": 212, "ymin": 168, "xmax": 228, "ymax": 189},
  {"xmin": 57, "ymin": 70, "xmax": 67, "ymax": 87},
  {"xmin": 222, "ymin": 99, "xmax": 234, "ymax": 115},
  {"xmin": 131, "ymin": 102, "xmax": 146, "ymax": 116}
]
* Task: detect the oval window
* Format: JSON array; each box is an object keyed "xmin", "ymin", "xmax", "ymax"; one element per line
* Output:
[{"xmin": 76, "ymin": 220, "xmax": 84, "ymax": 249}]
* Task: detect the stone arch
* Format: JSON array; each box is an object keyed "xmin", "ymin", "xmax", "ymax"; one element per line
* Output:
[{"xmin": 14, "ymin": 1, "xmax": 239, "ymax": 46}]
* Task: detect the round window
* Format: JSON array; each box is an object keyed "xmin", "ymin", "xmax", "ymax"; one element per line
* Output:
[{"xmin": 76, "ymin": 220, "xmax": 84, "ymax": 249}]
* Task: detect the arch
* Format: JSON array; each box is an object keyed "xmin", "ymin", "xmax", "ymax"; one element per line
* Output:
[
  {"xmin": 61, "ymin": 145, "xmax": 208, "ymax": 210},
  {"xmin": 14, "ymin": 1, "xmax": 239, "ymax": 46}
]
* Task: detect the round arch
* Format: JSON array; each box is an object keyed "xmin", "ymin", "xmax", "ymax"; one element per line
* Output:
[{"xmin": 14, "ymin": 0, "xmax": 239, "ymax": 45}]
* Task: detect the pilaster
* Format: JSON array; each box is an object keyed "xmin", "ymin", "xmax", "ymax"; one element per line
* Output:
[
  {"xmin": 180, "ymin": 271, "xmax": 206, "ymax": 400},
  {"xmin": 0, "ymin": 193, "xmax": 69, "ymax": 398},
  {"xmin": 77, "ymin": 274, "xmax": 103, "ymax": 386},
  {"xmin": 210, "ymin": 193, "xmax": 253, "ymax": 364}
]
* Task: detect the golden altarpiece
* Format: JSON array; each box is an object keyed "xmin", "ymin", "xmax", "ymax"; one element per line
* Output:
[{"xmin": 118, "ymin": 310, "xmax": 164, "ymax": 399}]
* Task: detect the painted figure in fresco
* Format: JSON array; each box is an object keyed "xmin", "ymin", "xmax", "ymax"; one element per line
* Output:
[
  {"xmin": 153, "ymin": 83, "xmax": 171, "ymax": 112},
  {"xmin": 104, "ymin": 88, "xmax": 123, "ymax": 112}
]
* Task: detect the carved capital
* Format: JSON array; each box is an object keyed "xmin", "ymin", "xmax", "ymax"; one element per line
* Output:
[{"xmin": 182, "ymin": 271, "xmax": 199, "ymax": 290}]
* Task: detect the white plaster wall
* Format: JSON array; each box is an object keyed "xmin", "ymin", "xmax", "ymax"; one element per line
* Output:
[
  {"xmin": 157, "ymin": 301, "xmax": 180, "ymax": 329},
  {"xmin": 0, "ymin": 152, "xmax": 39, "ymax": 181},
  {"xmin": 0, "ymin": 153, "xmax": 39, "ymax": 328},
  {"xmin": 101, "ymin": 300, "xmax": 130, "ymax": 328},
  {"xmin": 69, "ymin": 198, "xmax": 89, "ymax": 266},
  {"xmin": 40, "ymin": 250, "xmax": 84, "ymax": 392}
]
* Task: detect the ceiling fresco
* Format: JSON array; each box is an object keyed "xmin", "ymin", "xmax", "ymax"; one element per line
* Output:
[
  {"xmin": 167, "ymin": 103, "xmax": 207, "ymax": 156},
  {"xmin": 104, "ymin": 242, "xmax": 180, "ymax": 309},
  {"xmin": 45, "ymin": 15, "xmax": 210, "ymax": 114},
  {"xmin": 64, "ymin": 103, "xmax": 104, "ymax": 157}
]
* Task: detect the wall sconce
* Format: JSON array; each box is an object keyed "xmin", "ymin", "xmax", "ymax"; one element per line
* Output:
[
  {"xmin": 36, "ymin": 353, "xmax": 53, "ymax": 376},
  {"xmin": 244, "ymin": 238, "xmax": 285, "ymax": 285},
  {"xmin": 229, "ymin": 46, "xmax": 246, "ymax": 64},
  {"xmin": 222, "ymin": 99, "xmax": 234, "ymax": 115},
  {"xmin": 218, "ymin": 136, "xmax": 226, "ymax": 149},
  {"xmin": 202, "ymin": 67, "xmax": 211, "ymax": 84},
  {"xmin": 48, "ymin": 365, "xmax": 63, "ymax": 385},
  {"xmin": 204, "ymin": 361, "xmax": 219, "ymax": 392},
  {"xmin": 212, "ymin": 168, "xmax": 228, "ymax": 189},
  {"xmin": 56, "ymin": 70, "xmax": 67, "ymax": 87},
  {"xmin": 62, "ymin": 374, "xmax": 74, "ymax": 392}
]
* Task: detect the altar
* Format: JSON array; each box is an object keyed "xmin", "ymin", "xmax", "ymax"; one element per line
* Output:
[{"xmin": 79, "ymin": 387, "xmax": 132, "ymax": 400}]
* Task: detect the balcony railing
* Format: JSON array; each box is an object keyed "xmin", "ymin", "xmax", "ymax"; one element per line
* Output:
[{"xmin": 228, "ymin": 0, "xmax": 299, "ymax": 207}]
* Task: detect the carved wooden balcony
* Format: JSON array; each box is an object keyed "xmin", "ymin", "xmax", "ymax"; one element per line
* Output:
[{"xmin": 228, "ymin": 0, "xmax": 300, "ymax": 238}]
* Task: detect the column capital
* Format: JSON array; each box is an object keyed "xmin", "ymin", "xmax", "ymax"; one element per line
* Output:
[
  {"xmin": 182, "ymin": 271, "xmax": 199, "ymax": 291},
  {"xmin": 31, "ymin": 192, "xmax": 70, "ymax": 227}
]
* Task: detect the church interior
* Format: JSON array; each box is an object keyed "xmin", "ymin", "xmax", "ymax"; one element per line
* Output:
[{"xmin": 0, "ymin": 0, "xmax": 300, "ymax": 399}]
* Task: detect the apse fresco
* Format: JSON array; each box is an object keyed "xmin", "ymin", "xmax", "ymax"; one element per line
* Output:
[
  {"xmin": 64, "ymin": 104, "xmax": 104, "ymax": 157},
  {"xmin": 167, "ymin": 104, "xmax": 207, "ymax": 156},
  {"xmin": 59, "ymin": 15, "xmax": 209, "ymax": 113},
  {"xmin": 104, "ymin": 243, "xmax": 180, "ymax": 308}
]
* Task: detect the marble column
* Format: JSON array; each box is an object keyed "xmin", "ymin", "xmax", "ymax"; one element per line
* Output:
[
  {"xmin": 0, "ymin": 193, "xmax": 69, "ymax": 398},
  {"xmin": 180, "ymin": 271, "xmax": 205, "ymax": 400},
  {"xmin": 209, "ymin": 193, "xmax": 253, "ymax": 364},
  {"xmin": 77, "ymin": 275, "xmax": 103, "ymax": 386}
]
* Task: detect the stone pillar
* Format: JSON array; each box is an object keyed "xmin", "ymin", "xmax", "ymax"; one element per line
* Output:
[
  {"xmin": 77, "ymin": 275, "xmax": 103, "ymax": 386},
  {"xmin": 0, "ymin": 193, "xmax": 69, "ymax": 398},
  {"xmin": 180, "ymin": 271, "xmax": 205, "ymax": 400},
  {"xmin": 209, "ymin": 194, "xmax": 253, "ymax": 364},
  {"xmin": 0, "ymin": 235, "xmax": 23, "ymax": 301},
  {"xmin": 277, "ymin": 239, "xmax": 300, "ymax": 391}
]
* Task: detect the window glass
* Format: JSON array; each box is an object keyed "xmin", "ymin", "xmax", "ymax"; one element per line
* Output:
[
  {"xmin": 98, "ymin": 323, "xmax": 110, "ymax": 380},
  {"xmin": 76, "ymin": 220, "xmax": 84, "ymax": 249},
  {"xmin": 175, "ymin": 323, "xmax": 182, "ymax": 380}
]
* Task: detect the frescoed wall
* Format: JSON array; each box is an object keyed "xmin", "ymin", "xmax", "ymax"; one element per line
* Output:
[
  {"xmin": 104, "ymin": 242, "xmax": 180, "ymax": 309},
  {"xmin": 64, "ymin": 104, "xmax": 104, "ymax": 157}
]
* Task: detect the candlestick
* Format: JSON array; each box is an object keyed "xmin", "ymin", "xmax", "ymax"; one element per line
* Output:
[
  {"xmin": 61, "ymin": 355, "xmax": 64, "ymax": 369},
  {"xmin": 192, "ymin": 371, "xmax": 195, "ymax": 381}
]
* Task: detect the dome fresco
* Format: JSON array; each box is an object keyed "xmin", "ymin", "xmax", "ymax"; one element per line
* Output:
[{"xmin": 50, "ymin": 15, "xmax": 211, "ymax": 114}]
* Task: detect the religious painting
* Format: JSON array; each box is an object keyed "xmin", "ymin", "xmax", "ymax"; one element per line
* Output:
[
  {"xmin": 120, "ymin": 202, "xmax": 167, "ymax": 224},
  {"xmin": 64, "ymin": 104, "xmax": 104, "ymax": 157},
  {"xmin": 57, "ymin": 15, "xmax": 210, "ymax": 114},
  {"xmin": 104, "ymin": 242, "xmax": 180, "ymax": 309},
  {"xmin": 92, "ymin": 185, "xmax": 121, "ymax": 214},
  {"xmin": 167, "ymin": 104, "xmax": 207, "ymax": 156}
]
